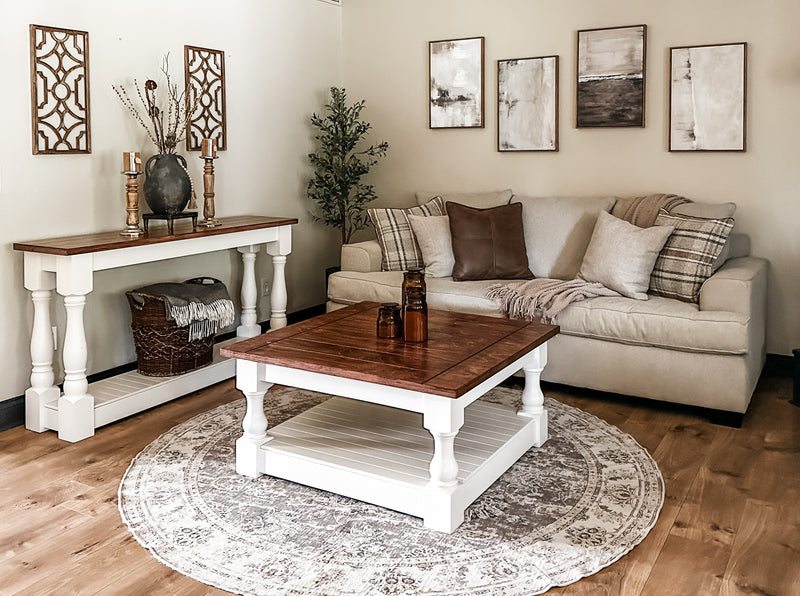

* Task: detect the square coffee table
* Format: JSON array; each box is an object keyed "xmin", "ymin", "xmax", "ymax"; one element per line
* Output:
[{"xmin": 221, "ymin": 302, "xmax": 558, "ymax": 533}]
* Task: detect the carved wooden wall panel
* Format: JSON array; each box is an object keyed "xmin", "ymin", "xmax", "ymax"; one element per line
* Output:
[
  {"xmin": 184, "ymin": 45, "xmax": 227, "ymax": 152},
  {"xmin": 29, "ymin": 25, "xmax": 91, "ymax": 154}
]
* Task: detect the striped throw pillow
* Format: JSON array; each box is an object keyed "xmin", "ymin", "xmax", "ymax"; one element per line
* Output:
[
  {"xmin": 649, "ymin": 210, "xmax": 734, "ymax": 303},
  {"xmin": 368, "ymin": 196, "xmax": 445, "ymax": 271}
]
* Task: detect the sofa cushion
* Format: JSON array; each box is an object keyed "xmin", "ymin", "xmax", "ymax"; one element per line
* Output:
[
  {"xmin": 447, "ymin": 201, "xmax": 534, "ymax": 281},
  {"xmin": 367, "ymin": 196, "xmax": 445, "ymax": 271},
  {"xmin": 408, "ymin": 214, "xmax": 455, "ymax": 277},
  {"xmin": 556, "ymin": 294, "xmax": 750, "ymax": 355},
  {"xmin": 327, "ymin": 271, "xmax": 506, "ymax": 317},
  {"xmin": 579, "ymin": 211, "xmax": 673, "ymax": 300},
  {"xmin": 671, "ymin": 201, "xmax": 737, "ymax": 272},
  {"xmin": 649, "ymin": 210, "xmax": 735, "ymax": 303},
  {"xmin": 416, "ymin": 189, "xmax": 513, "ymax": 209},
  {"xmin": 511, "ymin": 195, "xmax": 617, "ymax": 279}
]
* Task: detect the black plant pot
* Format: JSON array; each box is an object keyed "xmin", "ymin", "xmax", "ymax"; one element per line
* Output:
[{"xmin": 143, "ymin": 153, "xmax": 191, "ymax": 216}]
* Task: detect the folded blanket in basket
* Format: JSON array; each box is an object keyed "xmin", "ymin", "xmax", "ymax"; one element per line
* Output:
[{"xmin": 129, "ymin": 279, "xmax": 235, "ymax": 341}]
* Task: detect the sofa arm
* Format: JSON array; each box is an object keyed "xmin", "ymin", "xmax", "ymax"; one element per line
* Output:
[
  {"xmin": 341, "ymin": 240, "xmax": 382, "ymax": 273},
  {"xmin": 700, "ymin": 256, "xmax": 768, "ymax": 316}
]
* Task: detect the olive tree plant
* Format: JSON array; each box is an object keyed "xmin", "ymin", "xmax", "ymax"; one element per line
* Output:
[{"xmin": 307, "ymin": 87, "xmax": 389, "ymax": 244}]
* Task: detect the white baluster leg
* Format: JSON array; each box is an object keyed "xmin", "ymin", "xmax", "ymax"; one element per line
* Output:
[
  {"xmin": 59, "ymin": 294, "xmax": 94, "ymax": 442},
  {"xmin": 235, "ymin": 360, "xmax": 273, "ymax": 477},
  {"xmin": 519, "ymin": 343, "xmax": 548, "ymax": 447},
  {"xmin": 25, "ymin": 289, "xmax": 59, "ymax": 432},
  {"xmin": 237, "ymin": 246, "xmax": 260, "ymax": 338},
  {"xmin": 423, "ymin": 397, "xmax": 464, "ymax": 532},
  {"xmin": 269, "ymin": 255, "xmax": 287, "ymax": 330},
  {"xmin": 266, "ymin": 227, "xmax": 290, "ymax": 331}
]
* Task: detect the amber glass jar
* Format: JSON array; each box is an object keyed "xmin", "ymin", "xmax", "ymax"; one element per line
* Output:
[
  {"xmin": 403, "ymin": 286, "xmax": 428, "ymax": 342},
  {"xmin": 401, "ymin": 267, "xmax": 426, "ymax": 313},
  {"xmin": 376, "ymin": 302, "xmax": 402, "ymax": 338}
]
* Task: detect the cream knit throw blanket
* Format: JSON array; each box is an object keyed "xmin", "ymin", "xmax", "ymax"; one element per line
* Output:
[{"xmin": 486, "ymin": 278, "xmax": 620, "ymax": 324}]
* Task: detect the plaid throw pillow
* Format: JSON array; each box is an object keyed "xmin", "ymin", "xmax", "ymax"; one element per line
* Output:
[
  {"xmin": 649, "ymin": 210, "xmax": 734, "ymax": 303},
  {"xmin": 368, "ymin": 197, "xmax": 445, "ymax": 271}
]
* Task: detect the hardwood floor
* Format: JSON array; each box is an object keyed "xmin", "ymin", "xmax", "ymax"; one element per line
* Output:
[{"xmin": 0, "ymin": 369, "xmax": 797, "ymax": 595}]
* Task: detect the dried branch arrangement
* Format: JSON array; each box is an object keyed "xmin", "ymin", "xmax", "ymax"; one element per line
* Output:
[{"xmin": 113, "ymin": 54, "xmax": 202, "ymax": 154}]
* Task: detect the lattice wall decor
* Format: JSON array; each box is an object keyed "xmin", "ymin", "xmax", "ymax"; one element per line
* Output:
[
  {"xmin": 29, "ymin": 25, "xmax": 91, "ymax": 154},
  {"xmin": 184, "ymin": 45, "xmax": 227, "ymax": 152}
]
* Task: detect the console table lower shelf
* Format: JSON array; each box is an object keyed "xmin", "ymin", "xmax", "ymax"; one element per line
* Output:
[
  {"xmin": 253, "ymin": 395, "xmax": 542, "ymax": 532},
  {"xmin": 32, "ymin": 338, "xmax": 238, "ymax": 437}
]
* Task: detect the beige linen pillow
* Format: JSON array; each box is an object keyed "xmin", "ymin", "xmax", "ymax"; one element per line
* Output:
[
  {"xmin": 408, "ymin": 214, "xmax": 455, "ymax": 278},
  {"xmin": 579, "ymin": 211, "xmax": 673, "ymax": 300}
]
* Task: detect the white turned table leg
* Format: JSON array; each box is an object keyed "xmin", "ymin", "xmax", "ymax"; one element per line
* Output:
[
  {"xmin": 423, "ymin": 398, "xmax": 465, "ymax": 532},
  {"xmin": 429, "ymin": 430, "xmax": 459, "ymax": 488},
  {"xmin": 237, "ymin": 246, "xmax": 260, "ymax": 338},
  {"xmin": 519, "ymin": 343, "xmax": 548, "ymax": 447},
  {"xmin": 269, "ymin": 255, "xmax": 288, "ymax": 330},
  {"xmin": 266, "ymin": 227, "xmax": 290, "ymax": 331},
  {"xmin": 25, "ymin": 289, "xmax": 59, "ymax": 432},
  {"xmin": 235, "ymin": 360, "xmax": 273, "ymax": 477},
  {"xmin": 59, "ymin": 294, "xmax": 94, "ymax": 442}
]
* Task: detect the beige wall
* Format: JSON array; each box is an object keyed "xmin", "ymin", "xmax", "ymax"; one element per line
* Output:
[
  {"xmin": 342, "ymin": 0, "xmax": 800, "ymax": 356},
  {"xmin": 0, "ymin": 0, "xmax": 343, "ymax": 403}
]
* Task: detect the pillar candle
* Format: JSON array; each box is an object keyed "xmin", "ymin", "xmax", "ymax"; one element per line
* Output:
[
  {"xmin": 123, "ymin": 151, "xmax": 140, "ymax": 173},
  {"xmin": 201, "ymin": 138, "xmax": 217, "ymax": 158}
]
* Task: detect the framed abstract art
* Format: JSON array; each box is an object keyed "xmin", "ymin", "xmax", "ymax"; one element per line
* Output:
[
  {"xmin": 429, "ymin": 37, "xmax": 485, "ymax": 129},
  {"xmin": 498, "ymin": 55, "xmax": 559, "ymax": 151},
  {"xmin": 576, "ymin": 24, "xmax": 646, "ymax": 128},
  {"xmin": 669, "ymin": 42, "xmax": 747, "ymax": 151}
]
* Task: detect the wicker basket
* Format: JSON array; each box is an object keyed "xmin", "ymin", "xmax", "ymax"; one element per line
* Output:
[{"xmin": 126, "ymin": 291, "xmax": 215, "ymax": 377}]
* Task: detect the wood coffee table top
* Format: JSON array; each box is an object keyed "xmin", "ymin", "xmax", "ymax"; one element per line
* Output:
[{"xmin": 221, "ymin": 302, "xmax": 558, "ymax": 398}]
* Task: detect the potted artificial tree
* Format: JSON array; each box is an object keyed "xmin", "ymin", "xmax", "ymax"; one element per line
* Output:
[{"xmin": 307, "ymin": 87, "xmax": 389, "ymax": 271}]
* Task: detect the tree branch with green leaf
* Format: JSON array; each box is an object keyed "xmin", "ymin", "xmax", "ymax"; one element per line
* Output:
[{"xmin": 307, "ymin": 87, "xmax": 389, "ymax": 244}]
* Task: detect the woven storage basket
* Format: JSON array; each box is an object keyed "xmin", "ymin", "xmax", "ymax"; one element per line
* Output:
[{"xmin": 126, "ymin": 291, "xmax": 215, "ymax": 377}]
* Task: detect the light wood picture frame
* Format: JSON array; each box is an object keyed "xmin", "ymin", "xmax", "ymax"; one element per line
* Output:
[
  {"xmin": 498, "ymin": 55, "xmax": 559, "ymax": 151},
  {"xmin": 576, "ymin": 24, "xmax": 646, "ymax": 128},
  {"xmin": 669, "ymin": 42, "xmax": 747, "ymax": 152},
  {"xmin": 429, "ymin": 36, "xmax": 485, "ymax": 129}
]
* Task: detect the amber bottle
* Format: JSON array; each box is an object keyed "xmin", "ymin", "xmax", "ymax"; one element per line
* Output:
[{"xmin": 403, "ymin": 286, "xmax": 428, "ymax": 342}]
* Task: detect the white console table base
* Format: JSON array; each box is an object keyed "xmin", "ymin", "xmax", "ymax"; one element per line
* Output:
[{"xmin": 15, "ymin": 216, "xmax": 295, "ymax": 442}]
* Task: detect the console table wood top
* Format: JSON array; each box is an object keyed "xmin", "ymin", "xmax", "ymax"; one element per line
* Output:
[
  {"xmin": 13, "ymin": 215, "xmax": 298, "ymax": 256},
  {"xmin": 222, "ymin": 301, "xmax": 559, "ymax": 398}
]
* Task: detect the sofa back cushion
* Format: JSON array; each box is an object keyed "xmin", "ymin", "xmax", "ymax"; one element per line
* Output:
[
  {"xmin": 511, "ymin": 195, "xmax": 617, "ymax": 279},
  {"xmin": 415, "ymin": 189, "xmax": 513, "ymax": 209}
]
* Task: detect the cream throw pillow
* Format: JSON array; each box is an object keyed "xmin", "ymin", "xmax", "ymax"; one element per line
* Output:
[
  {"xmin": 579, "ymin": 211, "xmax": 673, "ymax": 300},
  {"xmin": 408, "ymin": 214, "xmax": 455, "ymax": 277}
]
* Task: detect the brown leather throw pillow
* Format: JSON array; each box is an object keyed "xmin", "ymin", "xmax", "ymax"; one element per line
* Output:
[{"xmin": 446, "ymin": 201, "xmax": 534, "ymax": 281}]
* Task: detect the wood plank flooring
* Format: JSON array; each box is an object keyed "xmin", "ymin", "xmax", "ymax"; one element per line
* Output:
[{"xmin": 0, "ymin": 369, "xmax": 797, "ymax": 595}]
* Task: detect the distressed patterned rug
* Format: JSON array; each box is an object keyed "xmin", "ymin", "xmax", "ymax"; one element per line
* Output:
[{"xmin": 119, "ymin": 385, "xmax": 663, "ymax": 595}]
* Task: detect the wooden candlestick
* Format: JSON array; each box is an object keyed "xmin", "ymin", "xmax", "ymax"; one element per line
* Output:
[
  {"xmin": 200, "ymin": 156, "xmax": 221, "ymax": 227},
  {"xmin": 120, "ymin": 171, "xmax": 144, "ymax": 237}
]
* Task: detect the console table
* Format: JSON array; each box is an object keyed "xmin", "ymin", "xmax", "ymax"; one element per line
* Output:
[{"xmin": 13, "ymin": 215, "xmax": 297, "ymax": 442}]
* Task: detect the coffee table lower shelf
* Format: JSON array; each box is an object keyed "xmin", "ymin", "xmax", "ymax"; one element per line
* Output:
[{"xmin": 255, "ymin": 395, "xmax": 543, "ymax": 532}]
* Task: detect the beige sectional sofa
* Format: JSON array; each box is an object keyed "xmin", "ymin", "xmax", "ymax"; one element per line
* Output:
[{"xmin": 327, "ymin": 190, "xmax": 768, "ymax": 423}]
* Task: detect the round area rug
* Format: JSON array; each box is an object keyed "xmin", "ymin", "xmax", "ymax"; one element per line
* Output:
[{"xmin": 119, "ymin": 386, "xmax": 663, "ymax": 595}]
